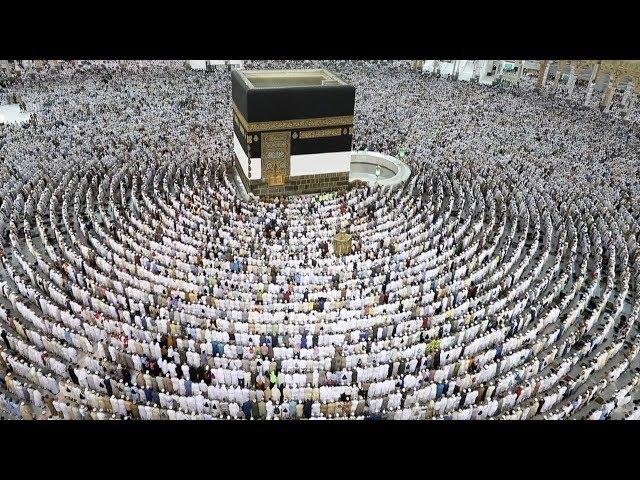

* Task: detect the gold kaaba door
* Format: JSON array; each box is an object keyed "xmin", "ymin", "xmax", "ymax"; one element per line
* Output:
[{"xmin": 261, "ymin": 131, "xmax": 291, "ymax": 187}]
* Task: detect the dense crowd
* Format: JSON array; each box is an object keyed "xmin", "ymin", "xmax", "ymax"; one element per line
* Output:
[{"xmin": 0, "ymin": 60, "xmax": 639, "ymax": 420}]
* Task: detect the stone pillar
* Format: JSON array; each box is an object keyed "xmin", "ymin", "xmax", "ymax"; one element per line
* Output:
[
  {"xmin": 553, "ymin": 63, "xmax": 562, "ymax": 91},
  {"xmin": 537, "ymin": 60, "xmax": 550, "ymax": 90},
  {"xmin": 567, "ymin": 64, "xmax": 577, "ymax": 96},
  {"xmin": 585, "ymin": 82, "xmax": 595, "ymax": 106},
  {"xmin": 585, "ymin": 63, "xmax": 599, "ymax": 106},
  {"xmin": 599, "ymin": 77, "xmax": 609, "ymax": 109},
  {"xmin": 625, "ymin": 90, "xmax": 636, "ymax": 119},
  {"xmin": 621, "ymin": 82, "xmax": 634, "ymax": 107},
  {"xmin": 603, "ymin": 89, "xmax": 613, "ymax": 111},
  {"xmin": 542, "ymin": 62, "xmax": 550, "ymax": 87},
  {"xmin": 602, "ymin": 73, "xmax": 617, "ymax": 112},
  {"xmin": 604, "ymin": 85, "xmax": 616, "ymax": 112}
]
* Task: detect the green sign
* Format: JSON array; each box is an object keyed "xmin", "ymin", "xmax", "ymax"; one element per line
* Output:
[{"xmin": 398, "ymin": 149, "xmax": 406, "ymax": 158}]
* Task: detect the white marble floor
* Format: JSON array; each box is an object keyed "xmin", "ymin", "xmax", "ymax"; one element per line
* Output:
[
  {"xmin": 0, "ymin": 104, "xmax": 31, "ymax": 125},
  {"xmin": 349, "ymin": 151, "xmax": 411, "ymax": 188}
]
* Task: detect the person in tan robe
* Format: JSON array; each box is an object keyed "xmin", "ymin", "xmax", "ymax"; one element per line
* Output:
[
  {"xmin": 163, "ymin": 374, "xmax": 173, "ymax": 393},
  {"xmin": 135, "ymin": 372, "xmax": 145, "ymax": 388},
  {"xmin": 150, "ymin": 405, "xmax": 161, "ymax": 420},
  {"xmin": 43, "ymin": 395, "xmax": 58, "ymax": 418},
  {"xmin": 129, "ymin": 401, "xmax": 140, "ymax": 420},
  {"xmin": 20, "ymin": 402, "xmax": 34, "ymax": 420}
]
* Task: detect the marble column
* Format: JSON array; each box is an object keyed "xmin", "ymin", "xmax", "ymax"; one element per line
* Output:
[
  {"xmin": 538, "ymin": 61, "xmax": 550, "ymax": 91},
  {"xmin": 585, "ymin": 82, "xmax": 595, "ymax": 106},
  {"xmin": 621, "ymin": 82, "xmax": 634, "ymax": 107},
  {"xmin": 604, "ymin": 89, "xmax": 615, "ymax": 111},
  {"xmin": 625, "ymin": 91, "xmax": 636, "ymax": 119},
  {"xmin": 602, "ymin": 79, "xmax": 615, "ymax": 112},
  {"xmin": 516, "ymin": 61, "xmax": 523, "ymax": 86},
  {"xmin": 584, "ymin": 63, "xmax": 599, "ymax": 106},
  {"xmin": 567, "ymin": 65, "xmax": 577, "ymax": 96}
]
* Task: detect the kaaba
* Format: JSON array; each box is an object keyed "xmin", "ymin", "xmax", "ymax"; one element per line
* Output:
[{"xmin": 231, "ymin": 69, "xmax": 355, "ymax": 196}]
